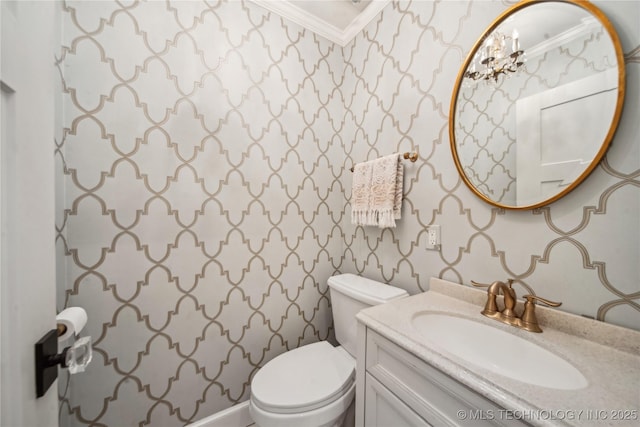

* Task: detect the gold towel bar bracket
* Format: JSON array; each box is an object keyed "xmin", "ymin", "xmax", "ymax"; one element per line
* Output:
[
  {"xmin": 350, "ymin": 151, "xmax": 418, "ymax": 172},
  {"xmin": 403, "ymin": 152, "xmax": 419, "ymax": 162}
]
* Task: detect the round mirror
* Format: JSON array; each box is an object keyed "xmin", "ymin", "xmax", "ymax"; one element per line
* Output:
[{"xmin": 449, "ymin": 0, "xmax": 625, "ymax": 209}]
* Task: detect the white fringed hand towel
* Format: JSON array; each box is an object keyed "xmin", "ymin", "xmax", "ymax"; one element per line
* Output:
[{"xmin": 351, "ymin": 153, "xmax": 404, "ymax": 228}]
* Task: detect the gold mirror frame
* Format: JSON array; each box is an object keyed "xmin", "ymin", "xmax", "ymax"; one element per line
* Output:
[{"xmin": 449, "ymin": 0, "xmax": 626, "ymax": 210}]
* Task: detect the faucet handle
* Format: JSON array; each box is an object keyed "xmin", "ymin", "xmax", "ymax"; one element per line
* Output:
[
  {"xmin": 471, "ymin": 279, "xmax": 514, "ymax": 288},
  {"xmin": 522, "ymin": 294, "xmax": 562, "ymax": 307},
  {"xmin": 471, "ymin": 280, "xmax": 491, "ymax": 288},
  {"xmin": 520, "ymin": 294, "xmax": 562, "ymax": 333}
]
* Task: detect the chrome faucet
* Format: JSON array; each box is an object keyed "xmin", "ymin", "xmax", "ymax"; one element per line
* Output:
[{"xmin": 471, "ymin": 279, "xmax": 561, "ymax": 332}]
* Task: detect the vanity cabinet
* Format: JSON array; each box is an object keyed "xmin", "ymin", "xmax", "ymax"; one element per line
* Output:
[{"xmin": 356, "ymin": 327, "xmax": 529, "ymax": 427}]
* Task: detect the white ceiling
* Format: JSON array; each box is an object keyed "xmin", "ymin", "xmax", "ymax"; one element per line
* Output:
[{"xmin": 249, "ymin": 0, "xmax": 390, "ymax": 46}]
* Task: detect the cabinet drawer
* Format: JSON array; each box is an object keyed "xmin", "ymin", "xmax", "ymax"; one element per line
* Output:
[{"xmin": 365, "ymin": 329, "xmax": 529, "ymax": 427}]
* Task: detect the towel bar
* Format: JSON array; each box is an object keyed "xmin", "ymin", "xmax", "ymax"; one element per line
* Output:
[{"xmin": 350, "ymin": 152, "xmax": 418, "ymax": 172}]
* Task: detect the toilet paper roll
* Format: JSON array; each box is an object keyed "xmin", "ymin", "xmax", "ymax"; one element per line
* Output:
[{"xmin": 56, "ymin": 307, "xmax": 87, "ymax": 342}]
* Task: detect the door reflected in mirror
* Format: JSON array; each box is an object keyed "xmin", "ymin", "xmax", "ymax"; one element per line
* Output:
[{"xmin": 450, "ymin": 0, "xmax": 625, "ymax": 209}]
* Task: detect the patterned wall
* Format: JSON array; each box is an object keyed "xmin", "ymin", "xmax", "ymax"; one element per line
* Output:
[
  {"xmin": 55, "ymin": 1, "xmax": 344, "ymax": 425},
  {"xmin": 54, "ymin": 1, "xmax": 639, "ymax": 426},
  {"xmin": 340, "ymin": 0, "xmax": 639, "ymax": 330}
]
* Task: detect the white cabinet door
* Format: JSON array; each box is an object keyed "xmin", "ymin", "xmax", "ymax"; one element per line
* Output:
[{"xmin": 364, "ymin": 374, "xmax": 431, "ymax": 427}]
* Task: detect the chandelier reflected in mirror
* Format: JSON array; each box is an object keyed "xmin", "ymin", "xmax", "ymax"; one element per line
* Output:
[{"xmin": 464, "ymin": 30, "xmax": 526, "ymax": 84}]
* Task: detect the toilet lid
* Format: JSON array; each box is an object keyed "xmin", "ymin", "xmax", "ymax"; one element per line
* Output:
[{"xmin": 251, "ymin": 341, "xmax": 355, "ymax": 414}]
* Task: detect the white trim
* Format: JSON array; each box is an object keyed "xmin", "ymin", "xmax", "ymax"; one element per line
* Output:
[
  {"xmin": 527, "ymin": 16, "xmax": 600, "ymax": 59},
  {"xmin": 187, "ymin": 401, "xmax": 252, "ymax": 427},
  {"xmin": 249, "ymin": 0, "xmax": 390, "ymax": 47},
  {"xmin": 341, "ymin": 1, "xmax": 390, "ymax": 46},
  {"xmin": 0, "ymin": 0, "xmax": 59, "ymax": 424}
]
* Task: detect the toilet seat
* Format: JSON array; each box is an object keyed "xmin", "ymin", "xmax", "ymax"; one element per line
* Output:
[{"xmin": 251, "ymin": 341, "xmax": 355, "ymax": 414}]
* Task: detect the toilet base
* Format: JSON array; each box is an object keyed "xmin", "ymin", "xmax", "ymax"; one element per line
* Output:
[{"xmin": 341, "ymin": 399, "xmax": 355, "ymax": 427}]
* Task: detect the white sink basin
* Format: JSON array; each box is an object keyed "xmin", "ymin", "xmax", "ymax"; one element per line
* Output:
[{"xmin": 411, "ymin": 312, "xmax": 588, "ymax": 390}]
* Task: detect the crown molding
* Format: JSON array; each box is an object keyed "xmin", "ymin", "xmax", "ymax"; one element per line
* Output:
[
  {"xmin": 249, "ymin": 0, "xmax": 390, "ymax": 47},
  {"xmin": 527, "ymin": 16, "xmax": 599, "ymax": 59}
]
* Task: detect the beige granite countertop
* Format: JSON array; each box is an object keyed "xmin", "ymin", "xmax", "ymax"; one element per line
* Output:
[{"xmin": 356, "ymin": 278, "xmax": 640, "ymax": 427}]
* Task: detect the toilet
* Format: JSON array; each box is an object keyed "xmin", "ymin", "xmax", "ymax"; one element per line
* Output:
[{"xmin": 249, "ymin": 273, "xmax": 409, "ymax": 427}]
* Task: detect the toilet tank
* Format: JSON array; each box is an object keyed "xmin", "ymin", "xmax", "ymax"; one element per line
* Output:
[{"xmin": 327, "ymin": 274, "xmax": 408, "ymax": 357}]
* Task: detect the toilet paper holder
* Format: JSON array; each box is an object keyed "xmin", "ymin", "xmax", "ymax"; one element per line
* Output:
[{"xmin": 35, "ymin": 329, "xmax": 92, "ymax": 398}]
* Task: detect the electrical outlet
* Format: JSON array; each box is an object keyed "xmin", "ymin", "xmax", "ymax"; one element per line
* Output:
[{"xmin": 427, "ymin": 225, "xmax": 440, "ymax": 247}]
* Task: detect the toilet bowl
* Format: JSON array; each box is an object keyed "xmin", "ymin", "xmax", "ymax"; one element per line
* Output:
[
  {"xmin": 250, "ymin": 342, "xmax": 355, "ymax": 427},
  {"xmin": 248, "ymin": 274, "xmax": 408, "ymax": 427}
]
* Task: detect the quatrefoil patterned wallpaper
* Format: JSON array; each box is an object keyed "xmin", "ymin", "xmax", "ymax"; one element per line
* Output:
[{"xmin": 55, "ymin": 1, "xmax": 639, "ymax": 426}]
